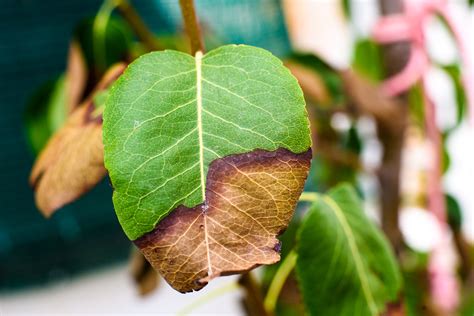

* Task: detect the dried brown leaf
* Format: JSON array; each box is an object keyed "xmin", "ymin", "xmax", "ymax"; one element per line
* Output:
[
  {"xmin": 134, "ymin": 148, "xmax": 311, "ymax": 293},
  {"xmin": 285, "ymin": 61, "xmax": 331, "ymax": 105},
  {"xmin": 30, "ymin": 63, "xmax": 126, "ymax": 216},
  {"xmin": 66, "ymin": 41, "xmax": 88, "ymax": 113},
  {"xmin": 129, "ymin": 248, "xmax": 160, "ymax": 296}
]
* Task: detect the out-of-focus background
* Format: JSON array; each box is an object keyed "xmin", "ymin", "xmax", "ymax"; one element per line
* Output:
[{"xmin": 0, "ymin": 0, "xmax": 473, "ymax": 315}]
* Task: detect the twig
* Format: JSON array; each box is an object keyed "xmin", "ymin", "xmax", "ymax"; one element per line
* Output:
[
  {"xmin": 114, "ymin": 0, "xmax": 162, "ymax": 51},
  {"xmin": 239, "ymin": 272, "xmax": 272, "ymax": 316},
  {"xmin": 177, "ymin": 282, "xmax": 239, "ymax": 316},
  {"xmin": 179, "ymin": 0, "xmax": 205, "ymax": 55},
  {"xmin": 93, "ymin": 0, "xmax": 118, "ymax": 74},
  {"xmin": 264, "ymin": 250, "xmax": 298, "ymax": 314},
  {"xmin": 376, "ymin": 0, "xmax": 411, "ymax": 255}
]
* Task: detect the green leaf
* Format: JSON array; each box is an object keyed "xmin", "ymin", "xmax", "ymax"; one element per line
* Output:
[
  {"xmin": 352, "ymin": 39, "xmax": 383, "ymax": 82},
  {"xmin": 342, "ymin": 0, "xmax": 351, "ymax": 19},
  {"xmin": 441, "ymin": 64, "xmax": 467, "ymax": 131},
  {"xmin": 446, "ymin": 193, "xmax": 463, "ymax": 232},
  {"xmin": 103, "ymin": 44, "xmax": 311, "ymax": 239},
  {"xmin": 74, "ymin": 16, "xmax": 133, "ymax": 75},
  {"xmin": 296, "ymin": 184, "xmax": 402, "ymax": 316},
  {"xmin": 24, "ymin": 75, "xmax": 67, "ymax": 154}
]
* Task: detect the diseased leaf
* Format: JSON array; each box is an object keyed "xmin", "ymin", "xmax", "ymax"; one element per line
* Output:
[
  {"xmin": 103, "ymin": 45, "xmax": 312, "ymax": 292},
  {"xmin": 66, "ymin": 40, "xmax": 88, "ymax": 112},
  {"xmin": 30, "ymin": 64, "xmax": 126, "ymax": 216},
  {"xmin": 129, "ymin": 248, "xmax": 160, "ymax": 296},
  {"xmin": 296, "ymin": 185, "xmax": 402, "ymax": 316}
]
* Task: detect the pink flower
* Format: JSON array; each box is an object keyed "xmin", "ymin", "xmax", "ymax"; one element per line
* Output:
[
  {"xmin": 428, "ymin": 226, "xmax": 460, "ymax": 313},
  {"xmin": 372, "ymin": 0, "xmax": 474, "ymax": 123}
]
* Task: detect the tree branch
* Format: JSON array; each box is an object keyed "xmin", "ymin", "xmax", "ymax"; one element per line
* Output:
[
  {"xmin": 115, "ymin": 0, "xmax": 163, "ymax": 51},
  {"xmin": 179, "ymin": 0, "xmax": 205, "ymax": 55},
  {"xmin": 239, "ymin": 273, "xmax": 272, "ymax": 316},
  {"xmin": 376, "ymin": 0, "xmax": 411, "ymax": 255}
]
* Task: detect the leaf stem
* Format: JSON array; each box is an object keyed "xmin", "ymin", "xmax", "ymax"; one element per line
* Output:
[
  {"xmin": 299, "ymin": 191, "xmax": 320, "ymax": 203},
  {"xmin": 263, "ymin": 250, "xmax": 298, "ymax": 314},
  {"xmin": 93, "ymin": 0, "xmax": 118, "ymax": 74},
  {"xmin": 179, "ymin": 0, "xmax": 205, "ymax": 55},
  {"xmin": 177, "ymin": 282, "xmax": 239, "ymax": 316},
  {"xmin": 239, "ymin": 272, "xmax": 271, "ymax": 316},
  {"xmin": 114, "ymin": 0, "xmax": 163, "ymax": 51}
]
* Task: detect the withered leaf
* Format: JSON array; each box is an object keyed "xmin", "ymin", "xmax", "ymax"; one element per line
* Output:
[
  {"xmin": 129, "ymin": 248, "xmax": 160, "ymax": 296},
  {"xmin": 103, "ymin": 45, "xmax": 312, "ymax": 292},
  {"xmin": 30, "ymin": 63, "xmax": 126, "ymax": 217},
  {"xmin": 65, "ymin": 40, "xmax": 88, "ymax": 113},
  {"xmin": 135, "ymin": 149, "xmax": 311, "ymax": 292},
  {"xmin": 285, "ymin": 60, "xmax": 331, "ymax": 105}
]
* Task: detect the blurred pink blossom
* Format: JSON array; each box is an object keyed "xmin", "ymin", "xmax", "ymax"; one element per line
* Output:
[
  {"xmin": 428, "ymin": 226, "xmax": 460, "ymax": 313},
  {"xmin": 373, "ymin": 0, "xmax": 474, "ymax": 123}
]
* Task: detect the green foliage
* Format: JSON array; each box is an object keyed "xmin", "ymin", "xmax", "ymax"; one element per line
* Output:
[
  {"xmin": 352, "ymin": 39, "xmax": 383, "ymax": 82},
  {"xmin": 296, "ymin": 184, "xmax": 401, "ymax": 316},
  {"xmin": 103, "ymin": 45, "xmax": 311, "ymax": 240},
  {"xmin": 446, "ymin": 193, "xmax": 463, "ymax": 232},
  {"xmin": 74, "ymin": 16, "xmax": 133, "ymax": 74},
  {"xmin": 342, "ymin": 0, "xmax": 351, "ymax": 19},
  {"xmin": 408, "ymin": 84, "xmax": 425, "ymax": 128},
  {"xmin": 24, "ymin": 75, "xmax": 67, "ymax": 154},
  {"xmin": 442, "ymin": 64, "xmax": 467, "ymax": 132}
]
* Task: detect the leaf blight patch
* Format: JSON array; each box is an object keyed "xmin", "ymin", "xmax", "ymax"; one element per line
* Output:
[{"xmin": 103, "ymin": 44, "xmax": 312, "ymax": 292}]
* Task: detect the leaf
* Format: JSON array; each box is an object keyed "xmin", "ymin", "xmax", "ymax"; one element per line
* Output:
[
  {"xmin": 24, "ymin": 76, "xmax": 68, "ymax": 154},
  {"xmin": 129, "ymin": 248, "xmax": 160, "ymax": 296},
  {"xmin": 446, "ymin": 193, "xmax": 463, "ymax": 232},
  {"xmin": 296, "ymin": 185, "xmax": 402, "ymax": 316},
  {"xmin": 65, "ymin": 40, "xmax": 88, "ymax": 112},
  {"xmin": 352, "ymin": 39, "xmax": 383, "ymax": 82},
  {"xmin": 30, "ymin": 63, "xmax": 126, "ymax": 216},
  {"xmin": 442, "ymin": 64, "xmax": 467, "ymax": 132},
  {"xmin": 285, "ymin": 61, "xmax": 332, "ymax": 105},
  {"xmin": 103, "ymin": 44, "xmax": 312, "ymax": 292},
  {"xmin": 288, "ymin": 53, "xmax": 343, "ymax": 103},
  {"xmin": 74, "ymin": 16, "xmax": 133, "ymax": 75}
]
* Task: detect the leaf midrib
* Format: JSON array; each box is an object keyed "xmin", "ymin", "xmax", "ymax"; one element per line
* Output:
[
  {"xmin": 195, "ymin": 51, "xmax": 213, "ymax": 277},
  {"xmin": 321, "ymin": 196, "xmax": 378, "ymax": 315}
]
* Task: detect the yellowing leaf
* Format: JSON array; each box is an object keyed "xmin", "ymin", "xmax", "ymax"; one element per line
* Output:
[{"xmin": 30, "ymin": 63, "xmax": 126, "ymax": 216}]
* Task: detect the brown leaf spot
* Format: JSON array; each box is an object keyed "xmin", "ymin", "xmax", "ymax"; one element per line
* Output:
[
  {"xmin": 29, "ymin": 64, "xmax": 126, "ymax": 217},
  {"xmin": 134, "ymin": 148, "xmax": 311, "ymax": 293}
]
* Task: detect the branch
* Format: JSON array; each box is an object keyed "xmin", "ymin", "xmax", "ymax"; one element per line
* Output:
[
  {"xmin": 115, "ymin": 0, "xmax": 163, "ymax": 51},
  {"xmin": 179, "ymin": 0, "xmax": 205, "ymax": 55},
  {"xmin": 239, "ymin": 273, "xmax": 272, "ymax": 316},
  {"xmin": 375, "ymin": 0, "xmax": 411, "ymax": 255}
]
